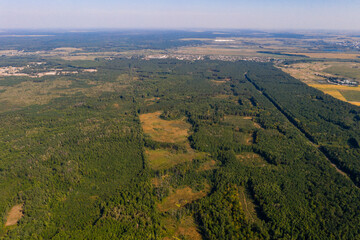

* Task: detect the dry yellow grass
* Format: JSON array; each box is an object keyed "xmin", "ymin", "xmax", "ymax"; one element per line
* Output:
[
  {"xmin": 238, "ymin": 186, "xmax": 260, "ymax": 224},
  {"xmin": 350, "ymin": 102, "xmax": 360, "ymax": 106},
  {"xmin": 278, "ymin": 62, "xmax": 332, "ymax": 84},
  {"xmin": 309, "ymin": 84, "xmax": 360, "ymax": 103},
  {"xmin": 146, "ymin": 148, "xmax": 207, "ymax": 170},
  {"xmin": 211, "ymin": 80, "xmax": 227, "ymax": 84},
  {"xmin": 162, "ymin": 215, "xmax": 203, "ymax": 240},
  {"xmin": 140, "ymin": 111, "xmax": 191, "ymax": 143},
  {"xmin": 5, "ymin": 204, "xmax": 23, "ymax": 227},
  {"xmin": 157, "ymin": 186, "xmax": 209, "ymax": 212}
]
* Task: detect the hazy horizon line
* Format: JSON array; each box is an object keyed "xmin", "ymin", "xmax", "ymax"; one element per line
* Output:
[{"xmin": 1, "ymin": 28, "xmax": 360, "ymax": 33}]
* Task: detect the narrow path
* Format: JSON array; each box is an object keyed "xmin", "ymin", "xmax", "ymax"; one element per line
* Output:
[
  {"xmin": 245, "ymin": 74, "xmax": 357, "ymax": 188},
  {"xmin": 240, "ymin": 190, "xmax": 254, "ymax": 223}
]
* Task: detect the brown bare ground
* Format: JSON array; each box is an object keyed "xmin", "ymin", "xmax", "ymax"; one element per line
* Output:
[{"xmin": 5, "ymin": 204, "xmax": 23, "ymax": 227}]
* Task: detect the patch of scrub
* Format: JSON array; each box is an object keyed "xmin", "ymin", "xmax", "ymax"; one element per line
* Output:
[
  {"xmin": 236, "ymin": 152, "xmax": 270, "ymax": 167},
  {"xmin": 163, "ymin": 215, "xmax": 203, "ymax": 240},
  {"xmin": 146, "ymin": 148, "xmax": 207, "ymax": 170},
  {"xmin": 5, "ymin": 204, "xmax": 23, "ymax": 227},
  {"xmin": 140, "ymin": 111, "xmax": 191, "ymax": 143},
  {"xmin": 157, "ymin": 186, "xmax": 209, "ymax": 212}
]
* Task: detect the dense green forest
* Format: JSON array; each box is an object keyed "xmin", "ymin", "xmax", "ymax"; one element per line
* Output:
[{"xmin": 1, "ymin": 58, "xmax": 360, "ymax": 239}]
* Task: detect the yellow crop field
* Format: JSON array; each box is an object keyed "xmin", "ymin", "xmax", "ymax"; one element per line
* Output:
[{"xmin": 309, "ymin": 84, "xmax": 360, "ymax": 105}]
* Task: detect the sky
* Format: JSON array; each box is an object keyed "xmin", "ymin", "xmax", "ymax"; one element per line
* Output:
[{"xmin": 0, "ymin": 0, "xmax": 359, "ymax": 30}]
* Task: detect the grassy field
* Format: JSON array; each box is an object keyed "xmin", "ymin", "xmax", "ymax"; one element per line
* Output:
[
  {"xmin": 279, "ymin": 62, "xmax": 332, "ymax": 84},
  {"xmin": 4, "ymin": 204, "xmax": 23, "ymax": 227},
  {"xmin": 323, "ymin": 62, "xmax": 360, "ymax": 80},
  {"xmin": 238, "ymin": 186, "xmax": 261, "ymax": 225},
  {"xmin": 0, "ymin": 75, "xmax": 129, "ymax": 112},
  {"xmin": 140, "ymin": 111, "xmax": 191, "ymax": 143},
  {"xmin": 162, "ymin": 215, "xmax": 203, "ymax": 240},
  {"xmin": 222, "ymin": 115, "xmax": 258, "ymax": 145},
  {"xmin": 339, "ymin": 89, "xmax": 360, "ymax": 102},
  {"xmin": 146, "ymin": 148, "xmax": 207, "ymax": 170},
  {"xmin": 157, "ymin": 186, "xmax": 210, "ymax": 212},
  {"xmin": 222, "ymin": 115, "xmax": 257, "ymax": 130},
  {"xmin": 309, "ymin": 84, "xmax": 360, "ymax": 105}
]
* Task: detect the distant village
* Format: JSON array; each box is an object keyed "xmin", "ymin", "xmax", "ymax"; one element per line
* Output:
[
  {"xmin": 335, "ymin": 40, "xmax": 360, "ymax": 50},
  {"xmin": 143, "ymin": 54, "xmax": 277, "ymax": 63},
  {"xmin": 315, "ymin": 74, "xmax": 358, "ymax": 86}
]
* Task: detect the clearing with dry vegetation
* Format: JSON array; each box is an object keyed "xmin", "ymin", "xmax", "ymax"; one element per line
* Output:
[
  {"xmin": 162, "ymin": 215, "xmax": 203, "ymax": 240},
  {"xmin": 5, "ymin": 204, "xmax": 23, "ymax": 227},
  {"xmin": 157, "ymin": 186, "xmax": 210, "ymax": 212},
  {"xmin": 140, "ymin": 111, "xmax": 191, "ymax": 143},
  {"xmin": 146, "ymin": 148, "xmax": 207, "ymax": 170}
]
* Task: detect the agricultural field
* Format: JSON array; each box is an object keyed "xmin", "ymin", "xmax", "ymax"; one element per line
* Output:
[
  {"xmin": 323, "ymin": 62, "xmax": 360, "ymax": 79},
  {"xmin": 280, "ymin": 61, "xmax": 360, "ymax": 105},
  {"xmin": 339, "ymin": 89, "xmax": 360, "ymax": 102}
]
